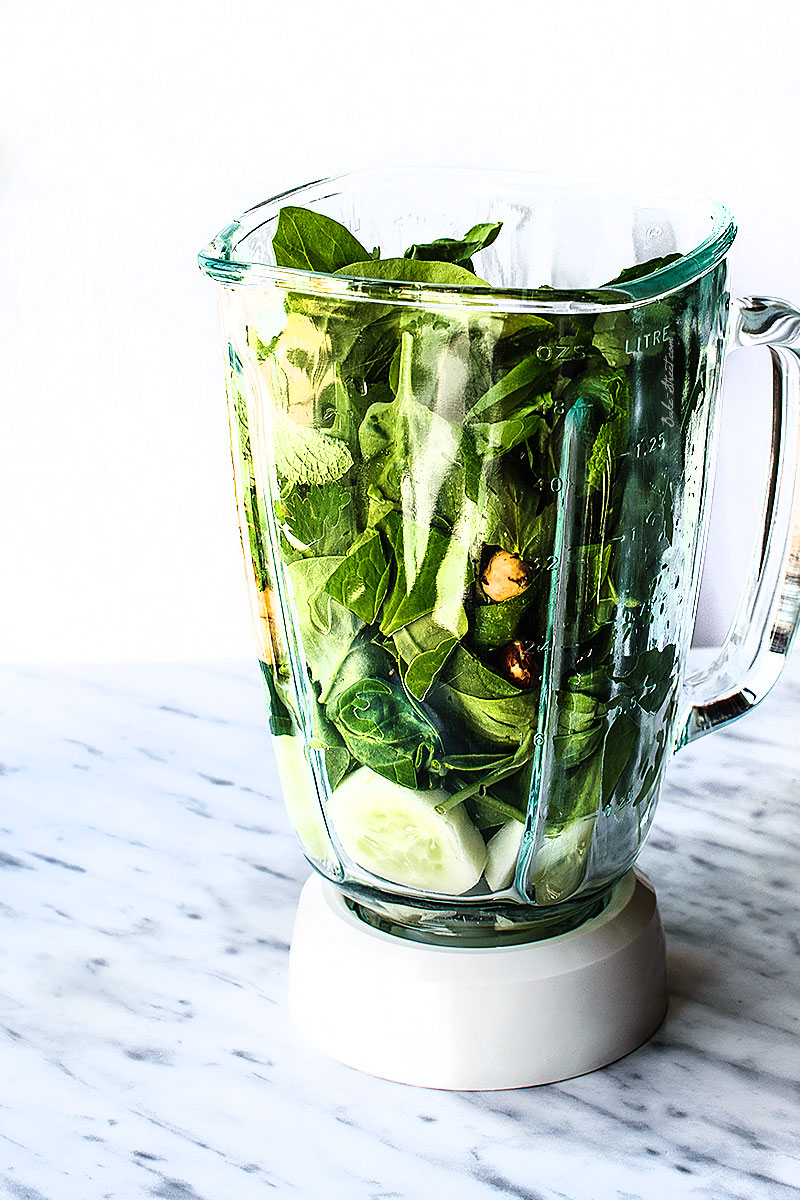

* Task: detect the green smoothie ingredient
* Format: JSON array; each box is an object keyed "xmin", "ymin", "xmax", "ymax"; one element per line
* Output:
[{"xmin": 237, "ymin": 206, "xmax": 687, "ymax": 899}]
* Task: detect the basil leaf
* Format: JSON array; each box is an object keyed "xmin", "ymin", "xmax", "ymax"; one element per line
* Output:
[{"xmin": 273, "ymin": 206, "xmax": 370, "ymax": 272}]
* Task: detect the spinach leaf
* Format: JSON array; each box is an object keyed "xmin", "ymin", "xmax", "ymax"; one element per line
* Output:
[
  {"xmin": 483, "ymin": 483, "xmax": 555, "ymax": 568},
  {"xmin": 614, "ymin": 644, "xmax": 677, "ymax": 713},
  {"xmin": 324, "ymin": 529, "xmax": 391, "ymax": 625},
  {"xmin": 470, "ymin": 354, "xmax": 553, "ymax": 421},
  {"xmin": 273, "ymin": 206, "xmax": 370, "ymax": 273},
  {"xmin": 287, "ymin": 557, "xmax": 363, "ymax": 702},
  {"xmin": 379, "ymin": 509, "xmax": 469, "ymax": 636},
  {"xmin": 258, "ymin": 659, "xmax": 295, "ymax": 737},
  {"xmin": 332, "ymin": 677, "xmax": 444, "ymax": 788},
  {"xmin": 334, "ymin": 258, "xmax": 490, "ymax": 287},
  {"xmin": 308, "ymin": 703, "xmax": 351, "ymax": 790},
  {"xmin": 472, "ymin": 582, "xmax": 537, "ymax": 650},
  {"xmin": 553, "ymin": 688, "xmax": 606, "ymax": 768},
  {"xmin": 603, "ymin": 253, "xmax": 682, "ymax": 287},
  {"xmin": 438, "ymin": 731, "xmax": 537, "ymax": 811},
  {"xmin": 601, "ymin": 711, "xmax": 639, "ymax": 806},
  {"xmin": 470, "ymin": 404, "xmax": 549, "ymax": 457},
  {"xmin": 403, "ymin": 221, "xmax": 502, "ymax": 272},
  {"xmin": 391, "ymin": 613, "xmax": 460, "ymax": 700},
  {"xmin": 435, "ymin": 646, "xmax": 537, "ymax": 746}
]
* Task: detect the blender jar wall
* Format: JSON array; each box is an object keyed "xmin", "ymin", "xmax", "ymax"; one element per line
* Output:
[{"xmin": 210, "ymin": 236, "xmax": 731, "ymax": 942}]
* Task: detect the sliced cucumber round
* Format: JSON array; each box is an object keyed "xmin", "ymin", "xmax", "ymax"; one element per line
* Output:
[
  {"xmin": 327, "ymin": 767, "xmax": 487, "ymax": 895},
  {"xmin": 272, "ymin": 735, "xmax": 334, "ymax": 863},
  {"xmin": 484, "ymin": 818, "xmax": 526, "ymax": 892}
]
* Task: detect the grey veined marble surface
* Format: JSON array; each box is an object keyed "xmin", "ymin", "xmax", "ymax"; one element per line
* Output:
[{"xmin": 1, "ymin": 655, "xmax": 799, "ymax": 1200}]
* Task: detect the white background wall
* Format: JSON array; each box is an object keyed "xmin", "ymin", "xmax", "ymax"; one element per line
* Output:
[{"xmin": 2, "ymin": 0, "xmax": 797, "ymax": 663}]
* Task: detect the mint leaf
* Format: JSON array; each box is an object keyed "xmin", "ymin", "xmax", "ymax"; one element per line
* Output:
[
  {"xmin": 272, "ymin": 413, "xmax": 354, "ymax": 485},
  {"xmin": 592, "ymin": 311, "xmax": 631, "ymax": 368}
]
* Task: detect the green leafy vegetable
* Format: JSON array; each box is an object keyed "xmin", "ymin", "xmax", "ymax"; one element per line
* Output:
[
  {"xmin": 603, "ymin": 253, "xmax": 682, "ymax": 287},
  {"xmin": 273, "ymin": 206, "xmax": 370, "ymax": 272},
  {"xmin": 403, "ymin": 221, "xmax": 502, "ymax": 272},
  {"xmin": 324, "ymin": 529, "xmax": 391, "ymax": 625},
  {"xmin": 334, "ymin": 258, "xmax": 490, "ymax": 287},
  {"xmin": 331, "ymin": 677, "xmax": 444, "ymax": 788},
  {"xmin": 234, "ymin": 205, "xmax": 696, "ymax": 910},
  {"xmin": 435, "ymin": 646, "xmax": 537, "ymax": 747}
]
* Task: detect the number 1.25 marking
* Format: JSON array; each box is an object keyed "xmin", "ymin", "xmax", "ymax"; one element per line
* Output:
[{"xmin": 632, "ymin": 433, "xmax": 667, "ymax": 457}]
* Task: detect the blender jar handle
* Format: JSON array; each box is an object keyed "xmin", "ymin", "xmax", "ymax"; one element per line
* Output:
[{"xmin": 679, "ymin": 296, "xmax": 800, "ymax": 746}]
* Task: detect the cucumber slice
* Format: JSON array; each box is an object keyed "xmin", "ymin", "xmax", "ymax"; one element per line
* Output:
[
  {"xmin": 484, "ymin": 818, "xmax": 525, "ymax": 891},
  {"xmin": 530, "ymin": 816, "xmax": 596, "ymax": 904},
  {"xmin": 327, "ymin": 767, "xmax": 487, "ymax": 894},
  {"xmin": 272, "ymin": 735, "xmax": 334, "ymax": 863}
]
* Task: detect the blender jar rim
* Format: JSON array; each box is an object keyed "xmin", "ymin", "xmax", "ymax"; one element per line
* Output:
[{"xmin": 197, "ymin": 166, "xmax": 736, "ymax": 314}]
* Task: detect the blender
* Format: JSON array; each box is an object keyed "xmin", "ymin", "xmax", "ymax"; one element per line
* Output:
[{"xmin": 198, "ymin": 169, "xmax": 800, "ymax": 1088}]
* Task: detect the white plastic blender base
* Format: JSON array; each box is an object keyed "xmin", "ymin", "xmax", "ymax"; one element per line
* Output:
[{"xmin": 288, "ymin": 869, "xmax": 667, "ymax": 1090}]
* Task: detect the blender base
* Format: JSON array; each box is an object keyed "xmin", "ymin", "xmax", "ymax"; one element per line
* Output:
[{"xmin": 288, "ymin": 869, "xmax": 667, "ymax": 1090}]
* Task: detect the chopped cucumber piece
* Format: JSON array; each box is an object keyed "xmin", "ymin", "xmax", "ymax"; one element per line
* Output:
[
  {"xmin": 328, "ymin": 767, "xmax": 487, "ymax": 894},
  {"xmin": 484, "ymin": 818, "xmax": 526, "ymax": 891},
  {"xmin": 530, "ymin": 816, "xmax": 596, "ymax": 904},
  {"xmin": 272, "ymin": 735, "xmax": 334, "ymax": 862}
]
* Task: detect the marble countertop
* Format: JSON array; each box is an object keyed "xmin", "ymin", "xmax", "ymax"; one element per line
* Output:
[{"xmin": 2, "ymin": 656, "xmax": 799, "ymax": 1200}]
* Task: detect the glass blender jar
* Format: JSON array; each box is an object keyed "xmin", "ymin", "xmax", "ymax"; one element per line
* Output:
[{"xmin": 198, "ymin": 169, "xmax": 800, "ymax": 1088}]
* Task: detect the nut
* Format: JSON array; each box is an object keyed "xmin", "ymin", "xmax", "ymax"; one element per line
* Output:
[
  {"xmin": 480, "ymin": 550, "xmax": 530, "ymax": 602},
  {"xmin": 498, "ymin": 640, "xmax": 538, "ymax": 688}
]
